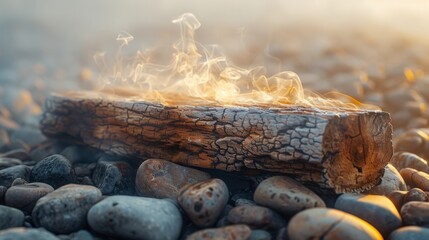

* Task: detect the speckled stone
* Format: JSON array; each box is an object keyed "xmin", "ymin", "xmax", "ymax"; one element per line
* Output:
[
  {"xmin": 253, "ymin": 176, "xmax": 325, "ymax": 216},
  {"xmin": 30, "ymin": 154, "xmax": 75, "ymax": 189},
  {"xmin": 364, "ymin": 164, "xmax": 407, "ymax": 195},
  {"xmin": 178, "ymin": 178, "xmax": 229, "ymax": 227},
  {"xmin": 5, "ymin": 182, "xmax": 54, "ymax": 213},
  {"xmin": 92, "ymin": 161, "xmax": 135, "ymax": 195},
  {"xmin": 32, "ymin": 184, "xmax": 102, "ymax": 234},
  {"xmin": 0, "ymin": 205, "xmax": 24, "ymax": 230},
  {"xmin": 88, "ymin": 195, "xmax": 182, "ymax": 240},
  {"xmin": 135, "ymin": 159, "xmax": 210, "ymax": 199},
  {"xmin": 401, "ymin": 201, "xmax": 429, "ymax": 226},
  {"xmin": 187, "ymin": 224, "xmax": 252, "ymax": 240},
  {"xmin": 334, "ymin": 194, "xmax": 401, "ymax": 237},
  {"xmin": 389, "ymin": 226, "xmax": 429, "ymax": 240},
  {"xmin": 227, "ymin": 205, "xmax": 286, "ymax": 230},
  {"xmin": 0, "ymin": 165, "xmax": 31, "ymax": 188},
  {"xmin": 288, "ymin": 208, "xmax": 383, "ymax": 240},
  {"xmin": 0, "ymin": 227, "xmax": 59, "ymax": 240}
]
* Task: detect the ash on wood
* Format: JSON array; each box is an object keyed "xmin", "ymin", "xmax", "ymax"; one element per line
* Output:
[{"xmin": 40, "ymin": 92, "xmax": 393, "ymax": 193}]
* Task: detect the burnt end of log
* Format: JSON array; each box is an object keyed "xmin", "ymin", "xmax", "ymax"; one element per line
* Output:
[{"xmin": 40, "ymin": 92, "xmax": 393, "ymax": 193}]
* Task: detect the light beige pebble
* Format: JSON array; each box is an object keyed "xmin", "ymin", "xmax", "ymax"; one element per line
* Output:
[
  {"xmin": 364, "ymin": 164, "xmax": 406, "ymax": 195},
  {"xmin": 253, "ymin": 176, "xmax": 325, "ymax": 217},
  {"xmin": 390, "ymin": 152, "xmax": 429, "ymax": 173},
  {"xmin": 400, "ymin": 168, "xmax": 429, "ymax": 190},
  {"xmin": 335, "ymin": 194, "xmax": 401, "ymax": 237},
  {"xmin": 287, "ymin": 208, "xmax": 383, "ymax": 240}
]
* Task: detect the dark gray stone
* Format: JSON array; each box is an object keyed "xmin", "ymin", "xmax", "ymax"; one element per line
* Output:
[
  {"xmin": 32, "ymin": 184, "xmax": 102, "ymax": 234},
  {"xmin": 92, "ymin": 161, "xmax": 135, "ymax": 195},
  {"xmin": 88, "ymin": 195, "xmax": 182, "ymax": 240},
  {"xmin": 249, "ymin": 230, "xmax": 272, "ymax": 240},
  {"xmin": 0, "ymin": 227, "xmax": 59, "ymax": 240},
  {"xmin": 30, "ymin": 154, "xmax": 75, "ymax": 188},
  {"xmin": 0, "ymin": 165, "xmax": 31, "ymax": 188},
  {"xmin": 0, "ymin": 205, "xmax": 25, "ymax": 230}
]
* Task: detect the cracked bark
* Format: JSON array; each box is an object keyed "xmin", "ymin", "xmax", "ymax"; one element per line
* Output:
[{"xmin": 40, "ymin": 91, "xmax": 393, "ymax": 193}]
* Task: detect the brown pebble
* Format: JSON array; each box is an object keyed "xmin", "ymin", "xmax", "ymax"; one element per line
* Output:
[
  {"xmin": 227, "ymin": 205, "xmax": 286, "ymax": 230},
  {"xmin": 390, "ymin": 152, "xmax": 429, "ymax": 173},
  {"xmin": 387, "ymin": 190, "xmax": 407, "ymax": 212},
  {"xmin": 400, "ymin": 168, "xmax": 429, "ymax": 190},
  {"xmin": 403, "ymin": 188, "xmax": 428, "ymax": 204},
  {"xmin": 5, "ymin": 182, "xmax": 54, "ymax": 213},
  {"xmin": 401, "ymin": 201, "xmax": 429, "ymax": 226}
]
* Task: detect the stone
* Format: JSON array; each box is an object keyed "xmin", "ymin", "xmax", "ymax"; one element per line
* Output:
[
  {"xmin": 87, "ymin": 195, "xmax": 182, "ymax": 240},
  {"xmin": 0, "ymin": 205, "xmax": 25, "ymax": 230},
  {"xmin": 135, "ymin": 159, "xmax": 210, "ymax": 199},
  {"xmin": 249, "ymin": 230, "xmax": 272, "ymax": 240},
  {"xmin": 73, "ymin": 163, "xmax": 96, "ymax": 177},
  {"xmin": 0, "ymin": 158, "xmax": 22, "ymax": 170},
  {"xmin": 32, "ymin": 184, "xmax": 102, "ymax": 234},
  {"xmin": 401, "ymin": 201, "xmax": 429, "ymax": 226},
  {"xmin": 227, "ymin": 205, "xmax": 286, "ymax": 230},
  {"xmin": 391, "ymin": 152, "xmax": 429, "ymax": 173},
  {"xmin": 57, "ymin": 230, "xmax": 94, "ymax": 240},
  {"xmin": 276, "ymin": 227, "xmax": 288, "ymax": 240},
  {"xmin": 364, "ymin": 164, "xmax": 406, "ymax": 195},
  {"xmin": 389, "ymin": 226, "xmax": 429, "ymax": 240},
  {"xmin": 0, "ymin": 227, "xmax": 59, "ymax": 240},
  {"xmin": 92, "ymin": 161, "xmax": 135, "ymax": 195},
  {"xmin": 0, "ymin": 186, "xmax": 6, "ymax": 204},
  {"xmin": 235, "ymin": 198, "xmax": 257, "ymax": 207},
  {"xmin": 394, "ymin": 128, "xmax": 429, "ymax": 160},
  {"xmin": 187, "ymin": 225, "xmax": 252, "ymax": 240},
  {"xmin": 335, "ymin": 194, "xmax": 401, "ymax": 237},
  {"xmin": 387, "ymin": 190, "xmax": 407, "ymax": 212},
  {"xmin": 403, "ymin": 188, "xmax": 429, "ymax": 203},
  {"xmin": 400, "ymin": 168, "xmax": 429, "ymax": 190},
  {"xmin": 0, "ymin": 150, "xmax": 31, "ymax": 162},
  {"xmin": 178, "ymin": 178, "xmax": 229, "ymax": 227},
  {"xmin": 287, "ymin": 208, "xmax": 383, "ymax": 240},
  {"xmin": 5, "ymin": 182, "xmax": 54, "ymax": 213},
  {"xmin": 30, "ymin": 154, "xmax": 75, "ymax": 188},
  {"xmin": 0, "ymin": 165, "xmax": 31, "ymax": 188},
  {"xmin": 253, "ymin": 176, "xmax": 325, "ymax": 216}
]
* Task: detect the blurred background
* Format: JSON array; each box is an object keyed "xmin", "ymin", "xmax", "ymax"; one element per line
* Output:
[{"xmin": 1, "ymin": 0, "xmax": 429, "ymax": 147}]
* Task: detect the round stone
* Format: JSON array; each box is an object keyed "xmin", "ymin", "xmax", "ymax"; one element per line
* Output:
[
  {"xmin": 334, "ymin": 194, "xmax": 401, "ymax": 237},
  {"xmin": 187, "ymin": 224, "xmax": 252, "ymax": 240},
  {"xmin": 135, "ymin": 159, "xmax": 210, "ymax": 199},
  {"xmin": 0, "ymin": 158, "xmax": 22, "ymax": 170},
  {"xmin": 401, "ymin": 201, "xmax": 429, "ymax": 226},
  {"xmin": 403, "ymin": 188, "xmax": 428, "ymax": 203},
  {"xmin": 227, "ymin": 205, "xmax": 286, "ymax": 230},
  {"xmin": 253, "ymin": 176, "xmax": 325, "ymax": 216},
  {"xmin": 5, "ymin": 182, "xmax": 54, "ymax": 213},
  {"xmin": 30, "ymin": 154, "xmax": 75, "ymax": 189},
  {"xmin": 364, "ymin": 164, "xmax": 406, "ymax": 195},
  {"xmin": 0, "ymin": 165, "xmax": 31, "ymax": 188},
  {"xmin": 0, "ymin": 227, "xmax": 59, "ymax": 240},
  {"xmin": 178, "ymin": 178, "xmax": 229, "ymax": 227},
  {"xmin": 389, "ymin": 226, "xmax": 429, "ymax": 240},
  {"xmin": 390, "ymin": 152, "xmax": 429, "ymax": 172},
  {"xmin": 387, "ymin": 190, "xmax": 407, "ymax": 212},
  {"xmin": 87, "ymin": 195, "xmax": 182, "ymax": 240},
  {"xmin": 32, "ymin": 184, "xmax": 102, "ymax": 234},
  {"xmin": 0, "ymin": 205, "xmax": 24, "ymax": 230},
  {"xmin": 287, "ymin": 208, "xmax": 383, "ymax": 240},
  {"xmin": 400, "ymin": 168, "xmax": 429, "ymax": 190}
]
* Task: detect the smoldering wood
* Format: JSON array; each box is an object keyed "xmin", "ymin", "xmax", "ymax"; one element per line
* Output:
[{"xmin": 40, "ymin": 91, "xmax": 393, "ymax": 193}]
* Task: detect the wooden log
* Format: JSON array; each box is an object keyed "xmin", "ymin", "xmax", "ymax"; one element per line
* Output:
[{"xmin": 40, "ymin": 91, "xmax": 393, "ymax": 193}]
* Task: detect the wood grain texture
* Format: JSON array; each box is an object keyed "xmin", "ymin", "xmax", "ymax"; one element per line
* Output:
[{"xmin": 40, "ymin": 91, "xmax": 393, "ymax": 193}]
